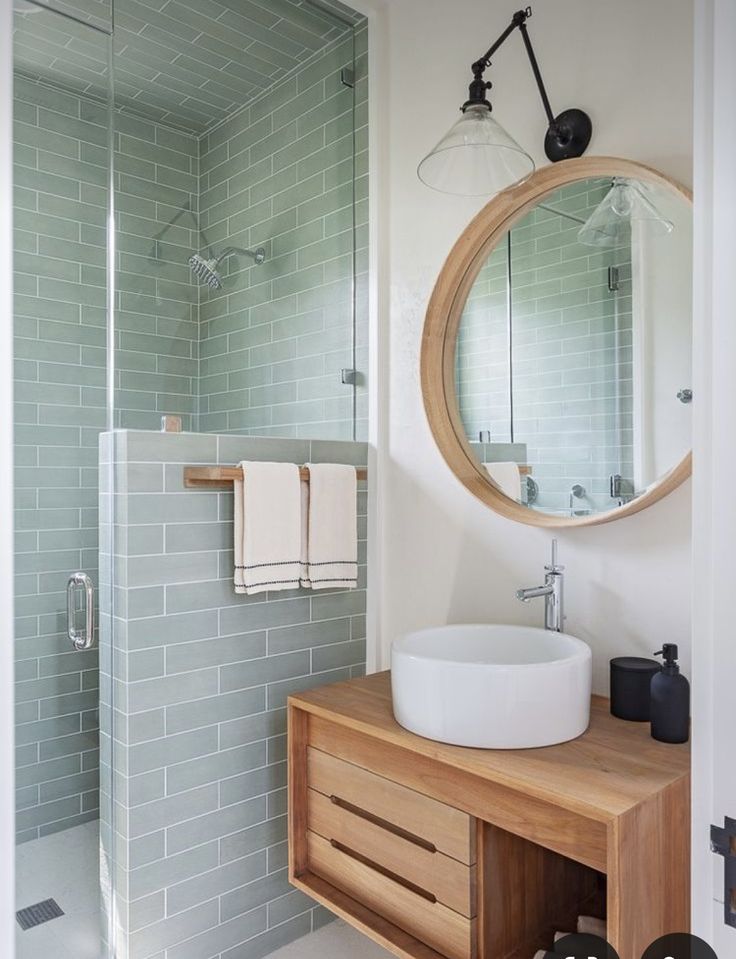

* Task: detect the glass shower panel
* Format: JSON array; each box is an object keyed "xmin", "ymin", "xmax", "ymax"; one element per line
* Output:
[
  {"xmin": 194, "ymin": 18, "xmax": 361, "ymax": 441},
  {"xmin": 110, "ymin": 0, "xmax": 365, "ymax": 442},
  {"xmin": 13, "ymin": 2, "xmax": 113, "ymax": 956}
]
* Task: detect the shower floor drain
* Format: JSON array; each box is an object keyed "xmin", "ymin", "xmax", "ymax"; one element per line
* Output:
[{"xmin": 16, "ymin": 898, "xmax": 64, "ymax": 930}]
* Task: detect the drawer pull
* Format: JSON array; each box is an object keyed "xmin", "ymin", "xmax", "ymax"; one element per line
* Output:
[
  {"xmin": 308, "ymin": 746, "xmax": 476, "ymax": 865},
  {"xmin": 329, "ymin": 839, "xmax": 438, "ymax": 903},
  {"xmin": 329, "ymin": 794, "xmax": 437, "ymax": 853},
  {"xmin": 307, "ymin": 830, "xmax": 476, "ymax": 959},
  {"xmin": 310, "ymin": 788, "xmax": 476, "ymax": 918}
]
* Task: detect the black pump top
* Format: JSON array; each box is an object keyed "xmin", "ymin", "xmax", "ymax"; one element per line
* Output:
[{"xmin": 654, "ymin": 644, "xmax": 680, "ymax": 671}]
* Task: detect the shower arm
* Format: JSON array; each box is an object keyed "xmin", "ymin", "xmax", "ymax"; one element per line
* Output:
[{"xmin": 215, "ymin": 246, "xmax": 266, "ymax": 266}]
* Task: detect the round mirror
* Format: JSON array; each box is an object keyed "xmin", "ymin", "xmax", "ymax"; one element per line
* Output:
[{"xmin": 422, "ymin": 158, "xmax": 692, "ymax": 526}]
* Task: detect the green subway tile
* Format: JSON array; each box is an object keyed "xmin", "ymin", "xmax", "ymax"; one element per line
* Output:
[
  {"xmin": 272, "ymin": 82, "xmax": 325, "ymax": 134},
  {"xmin": 15, "ymin": 293, "xmax": 80, "ymax": 324},
  {"xmin": 272, "ymin": 171, "xmax": 325, "ymax": 218},
  {"xmin": 14, "ymin": 119, "xmax": 81, "ymax": 161}
]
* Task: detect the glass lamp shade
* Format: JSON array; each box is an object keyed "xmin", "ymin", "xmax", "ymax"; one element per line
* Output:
[
  {"xmin": 577, "ymin": 178, "xmax": 675, "ymax": 248},
  {"xmin": 417, "ymin": 104, "xmax": 535, "ymax": 197}
]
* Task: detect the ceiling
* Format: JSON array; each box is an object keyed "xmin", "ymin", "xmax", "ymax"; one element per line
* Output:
[{"xmin": 14, "ymin": 0, "xmax": 361, "ymax": 136}]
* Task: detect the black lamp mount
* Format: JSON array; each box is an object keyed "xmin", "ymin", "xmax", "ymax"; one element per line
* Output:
[{"xmin": 463, "ymin": 6, "xmax": 592, "ymax": 163}]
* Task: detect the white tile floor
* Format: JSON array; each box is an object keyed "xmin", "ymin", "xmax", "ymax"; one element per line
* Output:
[
  {"xmin": 269, "ymin": 919, "xmax": 394, "ymax": 959},
  {"xmin": 14, "ymin": 822, "xmax": 392, "ymax": 959},
  {"xmin": 15, "ymin": 820, "xmax": 102, "ymax": 959}
]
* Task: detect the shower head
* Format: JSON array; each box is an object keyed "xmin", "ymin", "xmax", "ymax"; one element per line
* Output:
[
  {"xmin": 188, "ymin": 245, "xmax": 266, "ymax": 290},
  {"xmin": 189, "ymin": 253, "xmax": 223, "ymax": 290}
]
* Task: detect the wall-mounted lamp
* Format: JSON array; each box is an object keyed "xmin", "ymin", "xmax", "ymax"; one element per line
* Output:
[{"xmin": 417, "ymin": 6, "xmax": 593, "ymax": 197}]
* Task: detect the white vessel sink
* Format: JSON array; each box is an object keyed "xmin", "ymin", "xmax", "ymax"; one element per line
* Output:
[{"xmin": 391, "ymin": 624, "xmax": 592, "ymax": 749}]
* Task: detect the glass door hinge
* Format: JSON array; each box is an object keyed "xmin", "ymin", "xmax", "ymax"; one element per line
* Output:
[
  {"xmin": 711, "ymin": 817, "xmax": 736, "ymax": 929},
  {"xmin": 340, "ymin": 368, "xmax": 357, "ymax": 385}
]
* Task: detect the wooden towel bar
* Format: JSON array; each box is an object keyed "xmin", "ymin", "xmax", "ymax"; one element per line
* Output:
[{"xmin": 184, "ymin": 465, "xmax": 368, "ymax": 489}]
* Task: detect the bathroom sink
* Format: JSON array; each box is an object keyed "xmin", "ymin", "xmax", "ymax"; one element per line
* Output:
[{"xmin": 391, "ymin": 624, "xmax": 592, "ymax": 749}]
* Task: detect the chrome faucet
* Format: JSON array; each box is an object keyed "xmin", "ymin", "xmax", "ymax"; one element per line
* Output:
[{"xmin": 516, "ymin": 539, "xmax": 565, "ymax": 632}]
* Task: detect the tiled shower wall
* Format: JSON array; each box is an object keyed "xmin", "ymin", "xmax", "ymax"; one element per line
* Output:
[
  {"xmin": 114, "ymin": 115, "xmax": 200, "ymax": 431},
  {"xmin": 101, "ymin": 431, "xmax": 367, "ymax": 959},
  {"xmin": 13, "ymin": 74, "xmax": 108, "ymax": 843},
  {"xmin": 457, "ymin": 181, "xmax": 634, "ymax": 513},
  {"xmin": 15, "ymin": 14, "xmax": 367, "ymax": 841},
  {"xmin": 197, "ymin": 25, "xmax": 368, "ymax": 440},
  {"xmin": 116, "ymin": 20, "xmax": 369, "ymax": 439},
  {"xmin": 13, "ymin": 77, "xmax": 202, "ymax": 841}
]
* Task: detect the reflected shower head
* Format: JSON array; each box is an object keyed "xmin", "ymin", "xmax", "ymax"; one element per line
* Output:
[{"xmin": 188, "ymin": 245, "xmax": 266, "ymax": 290}]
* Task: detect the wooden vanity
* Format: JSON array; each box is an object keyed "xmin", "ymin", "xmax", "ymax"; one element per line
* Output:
[{"xmin": 288, "ymin": 672, "xmax": 690, "ymax": 959}]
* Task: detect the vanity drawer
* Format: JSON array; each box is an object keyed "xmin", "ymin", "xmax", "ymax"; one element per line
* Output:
[
  {"xmin": 305, "ymin": 747, "xmax": 477, "ymax": 959},
  {"xmin": 307, "ymin": 830, "xmax": 476, "ymax": 959},
  {"xmin": 308, "ymin": 787, "xmax": 476, "ymax": 917},
  {"xmin": 307, "ymin": 747, "xmax": 476, "ymax": 865}
]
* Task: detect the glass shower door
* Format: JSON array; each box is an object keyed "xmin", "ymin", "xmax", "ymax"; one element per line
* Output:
[{"xmin": 12, "ymin": 3, "xmax": 115, "ymax": 957}]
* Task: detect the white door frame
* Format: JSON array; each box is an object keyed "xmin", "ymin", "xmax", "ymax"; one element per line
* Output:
[
  {"xmin": 691, "ymin": 0, "xmax": 736, "ymax": 951},
  {"xmin": 337, "ymin": 0, "xmax": 389, "ymax": 674},
  {"xmin": 0, "ymin": 0, "xmax": 16, "ymax": 950}
]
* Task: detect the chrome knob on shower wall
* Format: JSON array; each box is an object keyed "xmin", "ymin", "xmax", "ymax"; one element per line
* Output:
[
  {"xmin": 677, "ymin": 388, "xmax": 693, "ymax": 404},
  {"xmin": 67, "ymin": 572, "xmax": 95, "ymax": 650}
]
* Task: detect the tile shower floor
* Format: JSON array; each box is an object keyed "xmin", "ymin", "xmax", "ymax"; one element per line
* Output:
[
  {"xmin": 15, "ymin": 823, "xmax": 393, "ymax": 959},
  {"xmin": 15, "ymin": 820, "xmax": 101, "ymax": 959}
]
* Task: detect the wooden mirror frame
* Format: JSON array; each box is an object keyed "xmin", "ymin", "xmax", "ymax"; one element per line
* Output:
[{"xmin": 421, "ymin": 156, "xmax": 693, "ymax": 528}]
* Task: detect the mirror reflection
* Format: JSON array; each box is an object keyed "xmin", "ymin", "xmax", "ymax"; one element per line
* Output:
[{"xmin": 455, "ymin": 177, "xmax": 692, "ymax": 517}]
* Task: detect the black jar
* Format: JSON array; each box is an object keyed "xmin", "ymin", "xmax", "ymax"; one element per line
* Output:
[{"xmin": 610, "ymin": 657, "xmax": 660, "ymax": 722}]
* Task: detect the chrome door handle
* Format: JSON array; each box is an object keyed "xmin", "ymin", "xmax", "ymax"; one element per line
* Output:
[{"xmin": 67, "ymin": 572, "xmax": 95, "ymax": 650}]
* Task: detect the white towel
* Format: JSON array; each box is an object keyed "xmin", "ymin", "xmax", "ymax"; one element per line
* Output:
[
  {"xmin": 483, "ymin": 461, "xmax": 521, "ymax": 500},
  {"xmin": 233, "ymin": 461, "xmax": 302, "ymax": 595},
  {"xmin": 299, "ymin": 475, "xmax": 310, "ymax": 588},
  {"xmin": 577, "ymin": 916, "xmax": 607, "ymax": 938},
  {"xmin": 302, "ymin": 463, "xmax": 358, "ymax": 590}
]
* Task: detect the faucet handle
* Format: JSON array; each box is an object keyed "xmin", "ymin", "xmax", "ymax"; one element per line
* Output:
[{"xmin": 545, "ymin": 538, "xmax": 565, "ymax": 572}]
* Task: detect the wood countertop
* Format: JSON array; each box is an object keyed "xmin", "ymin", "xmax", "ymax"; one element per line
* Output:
[{"xmin": 289, "ymin": 670, "xmax": 690, "ymax": 826}]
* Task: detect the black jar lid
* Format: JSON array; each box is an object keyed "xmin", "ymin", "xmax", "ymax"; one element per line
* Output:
[{"xmin": 611, "ymin": 656, "xmax": 660, "ymax": 672}]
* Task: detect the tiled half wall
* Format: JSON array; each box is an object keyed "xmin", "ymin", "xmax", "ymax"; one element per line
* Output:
[{"xmin": 100, "ymin": 430, "xmax": 367, "ymax": 959}]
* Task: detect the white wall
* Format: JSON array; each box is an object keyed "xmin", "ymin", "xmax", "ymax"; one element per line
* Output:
[
  {"xmin": 691, "ymin": 0, "xmax": 736, "ymax": 948},
  {"xmin": 376, "ymin": 0, "xmax": 693, "ymax": 694}
]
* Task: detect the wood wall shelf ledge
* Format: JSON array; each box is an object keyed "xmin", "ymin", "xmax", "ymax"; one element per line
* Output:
[{"xmin": 184, "ymin": 464, "xmax": 368, "ymax": 489}]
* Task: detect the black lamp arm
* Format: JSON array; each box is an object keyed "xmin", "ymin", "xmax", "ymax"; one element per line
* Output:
[
  {"xmin": 516, "ymin": 19, "xmax": 556, "ymax": 127},
  {"xmin": 463, "ymin": 5, "xmax": 592, "ymax": 163},
  {"xmin": 467, "ymin": 7, "xmax": 555, "ymax": 129},
  {"xmin": 471, "ymin": 11, "xmax": 526, "ymax": 75}
]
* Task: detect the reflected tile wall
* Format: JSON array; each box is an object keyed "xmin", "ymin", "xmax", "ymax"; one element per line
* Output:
[{"xmin": 457, "ymin": 181, "xmax": 634, "ymax": 514}]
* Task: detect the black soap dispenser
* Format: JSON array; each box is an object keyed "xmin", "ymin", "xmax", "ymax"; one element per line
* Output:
[{"xmin": 650, "ymin": 644, "xmax": 690, "ymax": 744}]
